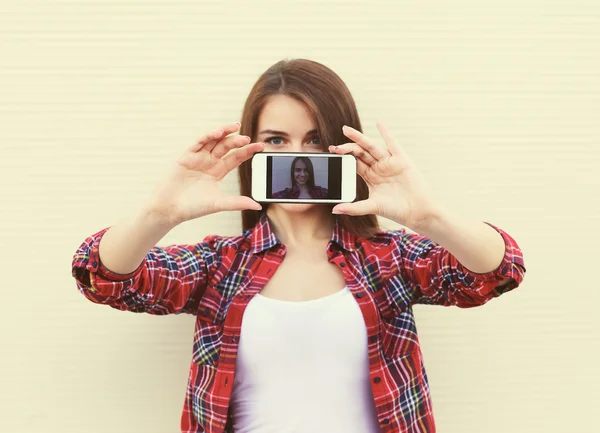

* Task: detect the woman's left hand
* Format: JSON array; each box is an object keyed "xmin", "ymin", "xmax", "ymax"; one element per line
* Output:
[{"xmin": 330, "ymin": 121, "xmax": 442, "ymax": 230}]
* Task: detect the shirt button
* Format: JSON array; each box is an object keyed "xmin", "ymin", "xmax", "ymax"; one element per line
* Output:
[
  {"xmin": 92, "ymin": 261, "xmax": 97, "ymax": 267},
  {"xmin": 340, "ymin": 261, "xmax": 346, "ymax": 267},
  {"xmin": 374, "ymin": 376, "xmax": 381, "ymax": 384},
  {"xmin": 382, "ymin": 418, "xmax": 390, "ymax": 425},
  {"xmin": 370, "ymin": 335, "xmax": 377, "ymax": 343},
  {"xmin": 355, "ymin": 292, "xmax": 364, "ymax": 298},
  {"xmin": 232, "ymin": 335, "xmax": 238, "ymax": 343}
]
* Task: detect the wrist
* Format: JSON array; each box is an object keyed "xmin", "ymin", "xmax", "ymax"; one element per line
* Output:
[
  {"xmin": 139, "ymin": 203, "xmax": 180, "ymax": 232},
  {"xmin": 407, "ymin": 205, "xmax": 451, "ymax": 236}
]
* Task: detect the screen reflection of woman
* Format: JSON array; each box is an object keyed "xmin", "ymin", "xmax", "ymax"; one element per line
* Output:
[{"xmin": 272, "ymin": 156, "xmax": 329, "ymax": 199}]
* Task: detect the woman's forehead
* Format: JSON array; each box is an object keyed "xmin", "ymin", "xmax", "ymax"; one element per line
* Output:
[
  {"xmin": 257, "ymin": 96, "xmax": 317, "ymax": 136},
  {"xmin": 294, "ymin": 159, "xmax": 308, "ymax": 168}
]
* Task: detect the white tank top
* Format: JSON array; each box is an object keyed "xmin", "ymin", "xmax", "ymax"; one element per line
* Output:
[{"xmin": 230, "ymin": 286, "xmax": 381, "ymax": 433}]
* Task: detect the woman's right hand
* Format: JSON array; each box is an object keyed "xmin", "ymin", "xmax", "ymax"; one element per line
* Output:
[{"xmin": 145, "ymin": 122, "xmax": 264, "ymax": 227}]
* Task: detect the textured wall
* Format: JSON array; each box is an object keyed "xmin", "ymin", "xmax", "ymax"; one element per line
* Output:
[{"xmin": 1, "ymin": 0, "xmax": 598, "ymax": 432}]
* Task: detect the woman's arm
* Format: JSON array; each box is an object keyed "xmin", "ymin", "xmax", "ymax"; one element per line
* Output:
[
  {"xmin": 71, "ymin": 206, "xmax": 221, "ymax": 315},
  {"xmin": 328, "ymin": 123, "xmax": 526, "ymax": 307},
  {"xmin": 415, "ymin": 207, "xmax": 512, "ymax": 278},
  {"xmin": 71, "ymin": 121, "xmax": 264, "ymax": 315},
  {"xmin": 97, "ymin": 206, "xmax": 176, "ymax": 275},
  {"xmin": 395, "ymin": 208, "xmax": 526, "ymax": 307}
]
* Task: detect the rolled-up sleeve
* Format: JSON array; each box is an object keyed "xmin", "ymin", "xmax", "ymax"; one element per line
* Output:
[
  {"xmin": 395, "ymin": 222, "xmax": 526, "ymax": 308},
  {"xmin": 71, "ymin": 227, "xmax": 221, "ymax": 315}
]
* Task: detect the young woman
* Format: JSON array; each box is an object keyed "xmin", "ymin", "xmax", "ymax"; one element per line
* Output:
[
  {"xmin": 271, "ymin": 156, "xmax": 329, "ymax": 199},
  {"xmin": 72, "ymin": 59, "xmax": 526, "ymax": 433}
]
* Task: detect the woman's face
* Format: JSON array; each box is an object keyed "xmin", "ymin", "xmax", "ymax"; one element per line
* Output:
[
  {"xmin": 294, "ymin": 160, "xmax": 309, "ymax": 186},
  {"xmin": 255, "ymin": 94, "xmax": 323, "ymax": 213}
]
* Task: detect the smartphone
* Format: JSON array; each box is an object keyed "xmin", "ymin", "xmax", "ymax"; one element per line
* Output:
[{"xmin": 251, "ymin": 152, "xmax": 357, "ymax": 204}]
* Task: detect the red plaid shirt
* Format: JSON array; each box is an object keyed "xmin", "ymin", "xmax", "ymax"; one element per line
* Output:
[
  {"xmin": 271, "ymin": 184, "xmax": 329, "ymax": 199},
  {"xmin": 71, "ymin": 211, "xmax": 526, "ymax": 433}
]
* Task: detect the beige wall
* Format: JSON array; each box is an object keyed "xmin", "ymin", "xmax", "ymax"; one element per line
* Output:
[{"xmin": 1, "ymin": 0, "xmax": 598, "ymax": 431}]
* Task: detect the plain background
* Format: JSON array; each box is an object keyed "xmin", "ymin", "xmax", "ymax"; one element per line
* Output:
[
  {"xmin": 1, "ymin": 0, "xmax": 599, "ymax": 432},
  {"xmin": 271, "ymin": 155, "xmax": 329, "ymax": 194}
]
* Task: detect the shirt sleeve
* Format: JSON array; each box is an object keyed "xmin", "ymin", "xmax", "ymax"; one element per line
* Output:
[
  {"xmin": 71, "ymin": 227, "xmax": 221, "ymax": 315},
  {"xmin": 392, "ymin": 222, "xmax": 526, "ymax": 308}
]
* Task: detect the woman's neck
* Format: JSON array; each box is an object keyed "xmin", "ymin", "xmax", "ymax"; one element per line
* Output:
[{"xmin": 266, "ymin": 205, "xmax": 334, "ymax": 248}]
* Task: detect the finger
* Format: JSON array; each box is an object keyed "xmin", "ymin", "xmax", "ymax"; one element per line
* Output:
[
  {"xmin": 329, "ymin": 143, "xmax": 376, "ymax": 166},
  {"xmin": 194, "ymin": 122, "xmax": 241, "ymax": 152},
  {"xmin": 330, "ymin": 144, "xmax": 382, "ymax": 185},
  {"xmin": 188, "ymin": 128, "xmax": 225, "ymax": 153},
  {"xmin": 219, "ymin": 142, "xmax": 264, "ymax": 178},
  {"xmin": 211, "ymin": 134, "xmax": 251, "ymax": 159},
  {"xmin": 214, "ymin": 195, "xmax": 262, "ymax": 213},
  {"xmin": 342, "ymin": 125, "xmax": 389, "ymax": 161},
  {"xmin": 202, "ymin": 122, "xmax": 243, "ymax": 153},
  {"xmin": 375, "ymin": 120, "xmax": 404, "ymax": 157},
  {"xmin": 355, "ymin": 156, "xmax": 374, "ymax": 183},
  {"xmin": 332, "ymin": 198, "xmax": 378, "ymax": 216}
]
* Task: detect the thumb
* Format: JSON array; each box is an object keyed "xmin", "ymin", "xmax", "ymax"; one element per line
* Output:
[
  {"xmin": 215, "ymin": 196, "xmax": 262, "ymax": 212},
  {"xmin": 332, "ymin": 199, "xmax": 377, "ymax": 216}
]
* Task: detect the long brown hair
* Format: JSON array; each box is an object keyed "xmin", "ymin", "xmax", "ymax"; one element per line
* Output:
[{"xmin": 237, "ymin": 58, "xmax": 380, "ymax": 239}]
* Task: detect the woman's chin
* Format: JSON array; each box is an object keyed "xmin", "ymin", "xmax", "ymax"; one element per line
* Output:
[{"xmin": 274, "ymin": 202, "xmax": 316, "ymax": 213}]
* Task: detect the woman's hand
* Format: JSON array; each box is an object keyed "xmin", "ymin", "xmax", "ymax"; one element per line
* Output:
[
  {"xmin": 329, "ymin": 121, "xmax": 442, "ymax": 230},
  {"xmin": 145, "ymin": 122, "xmax": 264, "ymax": 226}
]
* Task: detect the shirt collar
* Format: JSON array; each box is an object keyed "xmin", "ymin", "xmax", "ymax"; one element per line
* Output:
[{"xmin": 249, "ymin": 210, "xmax": 357, "ymax": 254}]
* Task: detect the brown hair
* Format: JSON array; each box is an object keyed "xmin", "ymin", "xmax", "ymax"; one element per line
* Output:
[
  {"xmin": 291, "ymin": 157, "xmax": 315, "ymax": 188},
  {"xmin": 237, "ymin": 58, "xmax": 380, "ymax": 239}
]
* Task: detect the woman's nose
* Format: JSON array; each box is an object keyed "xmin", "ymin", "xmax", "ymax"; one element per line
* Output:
[{"xmin": 289, "ymin": 142, "xmax": 304, "ymax": 152}]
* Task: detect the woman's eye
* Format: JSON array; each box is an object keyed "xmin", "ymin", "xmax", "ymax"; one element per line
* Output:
[
  {"xmin": 265, "ymin": 136, "xmax": 284, "ymax": 145},
  {"xmin": 264, "ymin": 136, "xmax": 320, "ymax": 146}
]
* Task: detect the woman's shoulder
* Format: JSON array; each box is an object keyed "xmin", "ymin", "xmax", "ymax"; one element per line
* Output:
[
  {"xmin": 272, "ymin": 187, "xmax": 293, "ymax": 198},
  {"xmin": 200, "ymin": 230, "xmax": 253, "ymax": 253}
]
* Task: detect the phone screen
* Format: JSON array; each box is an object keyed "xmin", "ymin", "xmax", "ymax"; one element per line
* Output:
[{"xmin": 266, "ymin": 154, "xmax": 342, "ymax": 200}]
